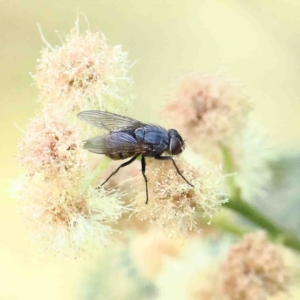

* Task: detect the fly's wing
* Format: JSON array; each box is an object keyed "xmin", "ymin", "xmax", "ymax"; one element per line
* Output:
[
  {"xmin": 82, "ymin": 135, "xmax": 108, "ymax": 154},
  {"xmin": 77, "ymin": 110, "xmax": 145, "ymax": 132},
  {"xmin": 105, "ymin": 132, "xmax": 139, "ymax": 153},
  {"xmin": 83, "ymin": 132, "xmax": 140, "ymax": 155}
]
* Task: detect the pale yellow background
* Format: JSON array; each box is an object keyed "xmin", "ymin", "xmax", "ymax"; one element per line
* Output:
[{"xmin": 1, "ymin": 0, "xmax": 300, "ymax": 299}]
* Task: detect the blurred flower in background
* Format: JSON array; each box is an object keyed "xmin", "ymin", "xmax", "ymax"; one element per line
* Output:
[
  {"xmin": 164, "ymin": 72, "xmax": 273, "ymax": 201},
  {"xmin": 78, "ymin": 230, "xmax": 299, "ymax": 300},
  {"xmin": 165, "ymin": 72, "xmax": 251, "ymax": 155},
  {"xmin": 221, "ymin": 231, "xmax": 291, "ymax": 300}
]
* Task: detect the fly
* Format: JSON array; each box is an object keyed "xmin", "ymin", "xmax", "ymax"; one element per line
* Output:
[{"xmin": 77, "ymin": 110, "xmax": 193, "ymax": 204}]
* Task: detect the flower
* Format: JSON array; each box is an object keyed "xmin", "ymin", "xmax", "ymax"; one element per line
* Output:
[
  {"xmin": 164, "ymin": 72, "xmax": 251, "ymax": 156},
  {"xmin": 17, "ymin": 108, "xmax": 85, "ymax": 180},
  {"xmin": 14, "ymin": 104, "xmax": 125, "ymax": 253},
  {"xmin": 155, "ymin": 236, "xmax": 229, "ymax": 300},
  {"xmin": 131, "ymin": 158, "xmax": 227, "ymax": 237},
  {"xmin": 221, "ymin": 231, "xmax": 291, "ymax": 300},
  {"xmin": 233, "ymin": 121, "xmax": 274, "ymax": 201},
  {"xmin": 130, "ymin": 229, "xmax": 182, "ymax": 279},
  {"xmin": 12, "ymin": 173, "xmax": 123, "ymax": 253},
  {"xmin": 34, "ymin": 27, "xmax": 132, "ymax": 111},
  {"xmin": 164, "ymin": 72, "xmax": 273, "ymax": 201},
  {"xmin": 79, "ymin": 241, "xmax": 156, "ymax": 300}
]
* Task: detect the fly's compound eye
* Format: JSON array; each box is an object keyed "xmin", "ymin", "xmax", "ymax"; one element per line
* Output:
[{"xmin": 169, "ymin": 137, "xmax": 183, "ymax": 155}]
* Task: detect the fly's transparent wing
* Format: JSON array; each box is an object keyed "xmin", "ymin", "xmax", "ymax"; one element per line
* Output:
[
  {"xmin": 83, "ymin": 135, "xmax": 108, "ymax": 154},
  {"xmin": 105, "ymin": 132, "xmax": 138, "ymax": 153},
  {"xmin": 77, "ymin": 110, "xmax": 145, "ymax": 132},
  {"xmin": 83, "ymin": 132, "xmax": 141, "ymax": 155}
]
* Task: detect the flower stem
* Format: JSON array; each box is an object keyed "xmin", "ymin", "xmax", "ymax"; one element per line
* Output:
[
  {"xmin": 90, "ymin": 157, "xmax": 110, "ymax": 186},
  {"xmin": 219, "ymin": 143, "xmax": 241, "ymax": 199},
  {"xmin": 219, "ymin": 143, "xmax": 300, "ymax": 252},
  {"xmin": 211, "ymin": 214, "xmax": 248, "ymax": 237},
  {"xmin": 224, "ymin": 198, "xmax": 300, "ymax": 252},
  {"xmin": 81, "ymin": 157, "xmax": 111, "ymax": 191}
]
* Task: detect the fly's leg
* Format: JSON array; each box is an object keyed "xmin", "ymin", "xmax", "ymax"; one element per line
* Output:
[
  {"xmin": 154, "ymin": 155, "xmax": 194, "ymax": 187},
  {"xmin": 101, "ymin": 154, "xmax": 139, "ymax": 186},
  {"xmin": 141, "ymin": 156, "xmax": 149, "ymax": 204}
]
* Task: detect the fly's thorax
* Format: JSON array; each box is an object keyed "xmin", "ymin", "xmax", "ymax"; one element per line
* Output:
[
  {"xmin": 134, "ymin": 127, "xmax": 145, "ymax": 143},
  {"xmin": 167, "ymin": 129, "xmax": 185, "ymax": 155}
]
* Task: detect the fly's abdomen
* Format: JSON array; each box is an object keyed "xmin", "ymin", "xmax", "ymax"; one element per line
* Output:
[
  {"xmin": 107, "ymin": 151, "xmax": 137, "ymax": 160},
  {"xmin": 105, "ymin": 131, "xmax": 139, "ymax": 160}
]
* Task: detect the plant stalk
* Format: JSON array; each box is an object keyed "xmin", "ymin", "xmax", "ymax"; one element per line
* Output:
[
  {"xmin": 225, "ymin": 198, "xmax": 300, "ymax": 252},
  {"xmin": 220, "ymin": 143, "xmax": 300, "ymax": 252}
]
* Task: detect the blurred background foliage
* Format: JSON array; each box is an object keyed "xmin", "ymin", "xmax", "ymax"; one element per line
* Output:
[{"xmin": 1, "ymin": 0, "xmax": 300, "ymax": 299}]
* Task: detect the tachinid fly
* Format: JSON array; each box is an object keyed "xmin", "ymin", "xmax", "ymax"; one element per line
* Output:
[{"xmin": 77, "ymin": 111, "xmax": 193, "ymax": 204}]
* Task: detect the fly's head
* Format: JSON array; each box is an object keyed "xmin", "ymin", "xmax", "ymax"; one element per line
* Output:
[{"xmin": 167, "ymin": 129, "xmax": 185, "ymax": 155}]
